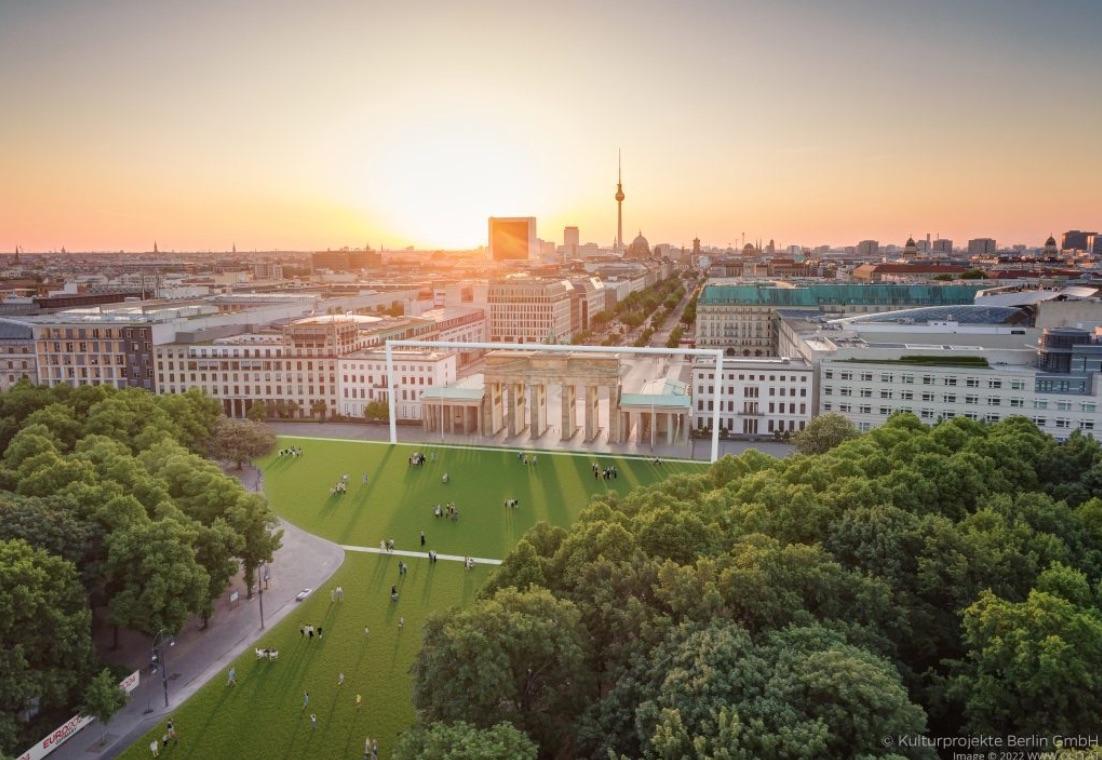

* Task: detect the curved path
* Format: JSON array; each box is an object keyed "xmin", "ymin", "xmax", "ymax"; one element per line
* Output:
[{"xmin": 48, "ymin": 471, "xmax": 346, "ymax": 760}]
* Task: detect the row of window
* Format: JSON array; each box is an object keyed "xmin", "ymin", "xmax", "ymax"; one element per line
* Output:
[
  {"xmin": 823, "ymin": 402, "xmax": 1096, "ymax": 430},
  {"xmin": 823, "ymin": 368, "xmax": 1026, "ymax": 390},
  {"xmin": 696, "ymin": 399, "xmax": 808, "ymax": 415},
  {"xmin": 698, "ymin": 385, "xmax": 808, "ymax": 397},
  {"xmin": 699, "ymin": 373, "xmax": 809, "ymax": 382},
  {"xmin": 821, "ymin": 385, "xmax": 1096, "ymax": 412}
]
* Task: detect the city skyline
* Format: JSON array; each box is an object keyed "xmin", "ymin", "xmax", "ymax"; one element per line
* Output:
[{"xmin": 3, "ymin": 0, "xmax": 1101, "ymax": 251}]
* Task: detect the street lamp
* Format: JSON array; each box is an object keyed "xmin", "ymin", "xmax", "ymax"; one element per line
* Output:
[
  {"xmin": 258, "ymin": 560, "xmax": 271, "ymax": 629},
  {"xmin": 150, "ymin": 628, "xmax": 175, "ymax": 709}
]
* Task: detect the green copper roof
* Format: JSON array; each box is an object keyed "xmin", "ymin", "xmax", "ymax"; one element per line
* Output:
[{"xmin": 699, "ymin": 283, "xmax": 984, "ymax": 307}]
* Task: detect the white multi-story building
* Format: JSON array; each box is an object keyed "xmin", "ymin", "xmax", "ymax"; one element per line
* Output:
[
  {"xmin": 487, "ymin": 278, "xmax": 574, "ymax": 344},
  {"xmin": 818, "ymin": 358, "xmax": 1101, "ymax": 439},
  {"xmin": 691, "ymin": 358, "xmax": 814, "ymax": 436},
  {"xmin": 415, "ymin": 306, "xmax": 487, "ymax": 367},
  {"xmin": 782, "ymin": 304, "xmax": 1102, "ymax": 441},
  {"xmin": 338, "ymin": 349, "xmax": 457, "ymax": 421},
  {"xmin": 156, "ymin": 314, "xmax": 369, "ymax": 418}
]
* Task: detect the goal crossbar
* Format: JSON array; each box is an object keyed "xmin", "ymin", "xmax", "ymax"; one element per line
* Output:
[{"xmin": 383, "ymin": 339, "xmax": 723, "ymax": 461}]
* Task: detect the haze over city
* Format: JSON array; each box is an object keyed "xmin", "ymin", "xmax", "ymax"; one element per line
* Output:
[{"xmin": 3, "ymin": 0, "xmax": 1101, "ymax": 252}]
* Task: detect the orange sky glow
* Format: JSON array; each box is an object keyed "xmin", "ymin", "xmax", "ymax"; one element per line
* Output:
[{"xmin": 2, "ymin": 0, "xmax": 1100, "ymax": 252}]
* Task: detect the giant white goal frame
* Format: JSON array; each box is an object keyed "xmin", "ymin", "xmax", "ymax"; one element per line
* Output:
[{"xmin": 384, "ymin": 339, "xmax": 725, "ymax": 462}]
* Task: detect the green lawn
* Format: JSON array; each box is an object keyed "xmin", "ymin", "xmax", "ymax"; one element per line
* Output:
[
  {"xmin": 258, "ymin": 437, "xmax": 699, "ymax": 557},
  {"xmin": 119, "ymin": 438, "xmax": 702, "ymax": 759}
]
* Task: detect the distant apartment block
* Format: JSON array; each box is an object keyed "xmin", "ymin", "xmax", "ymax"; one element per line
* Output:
[
  {"xmin": 967, "ymin": 238, "xmax": 997, "ymax": 256},
  {"xmin": 1062, "ymin": 230, "xmax": 1097, "ymax": 252},
  {"xmin": 855, "ymin": 240, "xmax": 879, "ymax": 257},
  {"xmin": 563, "ymin": 226, "xmax": 580, "ymax": 259},
  {"xmin": 310, "ymin": 250, "xmax": 381, "ymax": 271}
]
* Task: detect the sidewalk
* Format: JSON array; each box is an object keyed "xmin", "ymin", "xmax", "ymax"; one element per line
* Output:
[{"xmin": 48, "ymin": 471, "xmax": 345, "ymax": 760}]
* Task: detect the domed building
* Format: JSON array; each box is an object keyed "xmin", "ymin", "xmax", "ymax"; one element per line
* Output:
[
  {"xmin": 1043, "ymin": 235, "xmax": 1058, "ymax": 256},
  {"xmin": 627, "ymin": 230, "xmax": 651, "ymax": 258},
  {"xmin": 903, "ymin": 236, "xmax": 918, "ymax": 257}
]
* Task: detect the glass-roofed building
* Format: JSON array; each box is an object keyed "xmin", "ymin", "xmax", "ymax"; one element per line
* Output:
[{"xmin": 695, "ymin": 281, "xmax": 986, "ymax": 357}]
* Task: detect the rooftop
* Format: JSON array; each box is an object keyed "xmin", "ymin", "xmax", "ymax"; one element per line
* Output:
[
  {"xmin": 830, "ymin": 304, "xmax": 1030, "ymax": 326},
  {"xmin": 699, "ymin": 282, "xmax": 984, "ymax": 307}
]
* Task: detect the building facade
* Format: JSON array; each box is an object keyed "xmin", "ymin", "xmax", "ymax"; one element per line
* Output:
[
  {"xmin": 0, "ymin": 320, "xmax": 36, "ymax": 391},
  {"xmin": 487, "ymin": 279, "xmax": 574, "ymax": 343},
  {"xmin": 338, "ymin": 349, "xmax": 457, "ymax": 421},
  {"xmin": 691, "ymin": 358, "xmax": 813, "ymax": 436},
  {"xmin": 695, "ymin": 282, "xmax": 985, "ymax": 357},
  {"xmin": 818, "ymin": 357, "xmax": 1101, "ymax": 440},
  {"xmin": 156, "ymin": 315, "xmax": 367, "ymax": 418}
]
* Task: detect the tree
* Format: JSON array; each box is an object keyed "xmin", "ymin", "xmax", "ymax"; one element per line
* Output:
[
  {"xmin": 193, "ymin": 519, "xmax": 243, "ymax": 627},
  {"xmin": 310, "ymin": 399, "xmax": 328, "ymax": 421},
  {"xmin": 245, "ymin": 400, "xmax": 269, "ymax": 422},
  {"xmin": 0, "ymin": 539, "xmax": 93, "ymax": 753},
  {"xmin": 582, "ymin": 623, "xmax": 927, "ymax": 759},
  {"xmin": 105, "ymin": 520, "xmax": 209, "ymax": 643},
  {"xmin": 949, "ymin": 575, "xmax": 1102, "ymax": 736},
  {"xmin": 393, "ymin": 721, "xmax": 538, "ymax": 760},
  {"xmin": 792, "ymin": 412, "xmax": 859, "ymax": 455},
  {"xmin": 363, "ymin": 400, "xmax": 390, "ymax": 423},
  {"xmin": 79, "ymin": 669, "xmax": 127, "ymax": 743},
  {"xmin": 209, "ymin": 417, "xmax": 276, "ymax": 469},
  {"xmin": 411, "ymin": 587, "xmax": 592, "ymax": 752},
  {"xmin": 227, "ymin": 493, "xmax": 283, "ymax": 599}
]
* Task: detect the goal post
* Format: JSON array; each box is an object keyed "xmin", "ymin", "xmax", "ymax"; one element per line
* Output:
[{"xmin": 382, "ymin": 339, "xmax": 724, "ymax": 462}]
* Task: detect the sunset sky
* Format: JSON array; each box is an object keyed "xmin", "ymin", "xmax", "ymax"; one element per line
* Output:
[{"xmin": 2, "ymin": 0, "xmax": 1101, "ymax": 252}]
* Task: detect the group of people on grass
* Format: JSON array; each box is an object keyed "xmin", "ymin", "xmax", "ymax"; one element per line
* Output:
[
  {"xmin": 408, "ymin": 451, "xmax": 431, "ymax": 466},
  {"xmin": 330, "ymin": 473, "xmax": 350, "ymax": 495},
  {"xmin": 432, "ymin": 502, "xmax": 460, "ymax": 521},
  {"xmin": 594, "ymin": 462, "xmax": 619, "ymax": 480},
  {"xmin": 517, "ymin": 451, "xmax": 538, "ymax": 465},
  {"xmin": 147, "ymin": 719, "xmax": 176, "ymax": 757},
  {"xmin": 299, "ymin": 624, "xmax": 325, "ymax": 640},
  {"xmin": 278, "ymin": 446, "xmax": 303, "ymax": 458},
  {"xmin": 503, "ymin": 497, "xmax": 520, "ymax": 509}
]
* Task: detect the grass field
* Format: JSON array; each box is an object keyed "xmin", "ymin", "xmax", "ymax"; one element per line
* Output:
[
  {"xmin": 119, "ymin": 437, "xmax": 702, "ymax": 759},
  {"xmin": 257, "ymin": 437, "xmax": 698, "ymax": 556}
]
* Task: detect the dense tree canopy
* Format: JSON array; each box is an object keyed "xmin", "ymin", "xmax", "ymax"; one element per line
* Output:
[
  {"xmin": 392, "ymin": 721, "xmax": 538, "ymax": 760},
  {"xmin": 0, "ymin": 383, "xmax": 280, "ymax": 755},
  {"xmin": 410, "ymin": 414, "xmax": 1102, "ymax": 757}
]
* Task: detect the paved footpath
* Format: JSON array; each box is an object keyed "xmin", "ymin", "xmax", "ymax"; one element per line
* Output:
[
  {"xmin": 342, "ymin": 543, "xmax": 503, "ymax": 566},
  {"xmin": 48, "ymin": 469, "xmax": 345, "ymax": 760}
]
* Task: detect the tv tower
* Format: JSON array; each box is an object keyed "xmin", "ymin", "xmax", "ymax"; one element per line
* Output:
[{"xmin": 615, "ymin": 150, "xmax": 625, "ymax": 251}]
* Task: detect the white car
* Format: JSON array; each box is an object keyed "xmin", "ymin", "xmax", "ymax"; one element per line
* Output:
[{"xmin": 295, "ymin": 588, "xmax": 312, "ymax": 602}]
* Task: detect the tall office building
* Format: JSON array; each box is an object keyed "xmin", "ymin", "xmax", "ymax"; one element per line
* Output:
[
  {"xmin": 488, "ymin": 217, "xmax": 537, "ymax": 261},
  {"xmin": 932, "ymin": 238, "xmax": 953, "ymax": 255},
  {"xmin": 968, "ymin": 238, "xmax": 997, "ymax": 256},
  {"xmin": 1087, "ymin": 233, "xmax": 1102, "ymax": 257},
  {"xmin": 564, "ymin": 226, "xmax": 580, "ymax": 258},
  {"xmin": 856, "ymin": 240, "xmax": 879, "ymax": 257},
  {"xmin": 1062, "ymin": 230, "xmax": 1097, "ymax": 251}
]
